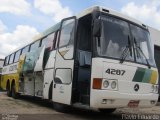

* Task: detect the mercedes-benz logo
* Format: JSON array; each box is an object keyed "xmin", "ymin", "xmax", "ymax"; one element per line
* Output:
[{"xmin": 134, "ymin": 84, "xmax": 139, "ymax": 92}]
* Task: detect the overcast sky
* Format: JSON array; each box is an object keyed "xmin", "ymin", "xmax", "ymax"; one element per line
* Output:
[{"xmin": 0, "ymin": 0, "xmax": 160, "ymax": 58}]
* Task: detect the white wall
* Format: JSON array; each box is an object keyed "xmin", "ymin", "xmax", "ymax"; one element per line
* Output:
[{"xmin": 149, "ymin": 27, "xmax": 160, "ymax": 47}]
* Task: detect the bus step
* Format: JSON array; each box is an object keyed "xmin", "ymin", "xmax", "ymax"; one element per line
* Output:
[
  {"xmin": 73, "ymin": 103, "xmax": 90, "ymax": 110},
  {"xmin": 80, "ymin": 95, "xmax": 90, "ymax": 105}
]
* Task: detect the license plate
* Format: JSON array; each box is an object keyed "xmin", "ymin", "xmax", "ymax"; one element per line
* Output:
[{"xmin": 128, "ymin": 100, "xmax": 139, "ymax": 108}]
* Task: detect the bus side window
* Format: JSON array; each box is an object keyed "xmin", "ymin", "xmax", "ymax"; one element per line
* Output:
[
  {"xmin": 4, "ymin": 56, "xmax": 9, "ymax": 66},
  {"xmin": 30, "ymin": 40, "xmax": 40, "ymax": 52},
  {"xmin": 14, "ymin": 50, "xmax": 21, "ymax": 62},
  {"xmin": 41, "ymin": 37, "xmax": 47, "ymax": 48},
  {"xmin": 55, "ymin": 31, "xmax": 59, "ymax": 49},
  {"xmin": 4, "ymin": 57, "xmax": 6, "ymax": 66},
  {"xmin": 9, "ymin": 53, "xmax": 15, "ymax": 64},
  {"xmin": 59, "ymin": 19, "xmax": 75, "ymax": 48},
  {"xmin": 22, "ymin": 45, "xmax": 29, "ymax": 55},
  {"xmin": 41, "ymin": 32, "xmax": 55, "ymax": 50}
]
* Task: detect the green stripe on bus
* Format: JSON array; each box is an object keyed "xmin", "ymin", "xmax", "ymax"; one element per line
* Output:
[
  {"xmin": 133, "ymin": 68, "xmax": 146, "ymax": 82},
  {"xmin": 142, "ymin": 69, "xmax": 152, "ymax": 83}
]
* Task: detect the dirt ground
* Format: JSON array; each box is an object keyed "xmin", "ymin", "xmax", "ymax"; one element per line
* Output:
[{"xmin": 0, "ymin": 92, "xmax": 160, "ymax": 120}]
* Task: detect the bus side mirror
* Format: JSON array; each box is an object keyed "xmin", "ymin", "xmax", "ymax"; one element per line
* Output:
[{"xmin": 93, "ymin": 19, "xmax": 101, "ymax": 37}]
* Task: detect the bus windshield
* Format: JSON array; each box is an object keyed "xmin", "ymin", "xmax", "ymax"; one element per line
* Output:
[{"xmin": 97, "ymin": 15, "xmax": 156, "ymax": 67}]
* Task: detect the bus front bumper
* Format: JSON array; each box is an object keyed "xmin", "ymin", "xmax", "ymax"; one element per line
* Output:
[{"xmin": 90, "ymin": 90, "xmax": 158, "ymax": 109}]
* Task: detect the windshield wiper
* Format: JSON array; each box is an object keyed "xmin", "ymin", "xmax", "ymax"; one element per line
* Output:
[
  {"xmin": 120, "ymin": 36, "xmax": 132, "ymax": 63},
  {"xmin": 133, "ymin": 38, "xmax": 151, "ymax": 69}
]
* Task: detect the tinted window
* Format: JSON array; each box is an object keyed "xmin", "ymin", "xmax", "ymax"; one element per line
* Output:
[
  {"xmin": 22, "ymin": 46, "xmax": 29, "ymax": 55},
  {"xmin": 55, "ymin": 31, "xmax": 59, "ymax": 48},
  {"xmin": 30, "ymin": 40, "xmax": 40, "ymax": 52},
  {"xmin": 9, "ymin": 54, "xmax": 15, "ymax": 64},
  {"xmin": 14, "ymin": 50, "xmax": 21, "ymax": 62},
  {"xmin": 4, "ymin": 56, "xmax": 9, "ymax": 66},
  {"xmin": 41, "ymin": 33, "xmax": 55, "ymax": 49},
  {"xmin": 4, "ymin": 57, "xmax": 7, "ymax": 66},
  {"xmin": 59, "ymin": 19, "xmax": 75, "ymax": 47}
]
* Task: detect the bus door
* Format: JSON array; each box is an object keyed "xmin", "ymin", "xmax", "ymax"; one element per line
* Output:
[{"xmin": 53, "ymin": 17, "xmax": 76, "ymax": 105}]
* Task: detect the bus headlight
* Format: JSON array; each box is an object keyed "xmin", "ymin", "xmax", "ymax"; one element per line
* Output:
[
  {"xmin": 102, "ymin": 79, "xmax": 118, "ymax": 90},
  {"xmin": 111, "ymin": 81, "xmax": 117, "ymax": 89},
  {"xmin": 155, "ymin": 85, "xmax": 159, "ymax": 93},
  {"xmin": 151, "ymin": 85, "xmax": 159, "ymax": 93},
  {"xmin": 103, "ymin": 80, "xmax": 109, "ymax": 88},
  {"xmin": 151, "ymin": 85, "xmax": 154, "ymax": 92}
]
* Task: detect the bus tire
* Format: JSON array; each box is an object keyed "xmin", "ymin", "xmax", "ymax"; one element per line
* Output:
[
  {"xmin": 6, "ymin": 82, "xmax": 12, "ymax": 97},
  {"xmin": 11, "ymin": 83, "xmax": 19, "ymax": 99},
  {"xmin": 99, "ymin": 108, "xmax": 116, "ymax": 114},
  {"xmin": 53, "ymin": 102, "xmax": 70, "ymax": 113}
]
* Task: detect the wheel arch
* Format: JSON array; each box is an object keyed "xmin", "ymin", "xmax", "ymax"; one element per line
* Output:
[
  {"xmin": 6, "ymin": 79, "xmax": 12, "ymax": 97},
  {"xmin": 11, "ymin": 79, "xmax": 19, "ymax": 93},
  {"xmin": 11, "ymin": 79, "xmax": 15, "ymax": 88},
  {"xmin": 11, "ymin": 79, "xmax": 19, "ymax": 99}
]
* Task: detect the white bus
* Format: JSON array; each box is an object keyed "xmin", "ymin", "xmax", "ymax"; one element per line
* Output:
[{"xmin": 1, "ymin": 6, "xmax": 159, "ymax": 113}]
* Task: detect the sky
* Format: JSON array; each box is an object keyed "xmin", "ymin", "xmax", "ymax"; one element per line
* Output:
[{"xmin": 0, "ymin": 0, "xmax": 160, "ymax": 58}]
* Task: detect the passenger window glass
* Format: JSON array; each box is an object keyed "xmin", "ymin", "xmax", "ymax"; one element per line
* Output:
[
  {"xmin": 5, "ymin": 56, "xmax": 9, "ymax": 66},
  {"xmin": 22, "ymin": 46, "xmax": 29, "ymax": 55},
  {"xmin": 14, "ymin": 50, "xmax": 21, "ymax": 62},
  {"xmin": 9, "ymin": 54, "xmax": 15, "ymax": 64},
  {"xmin": 41, "ymin": 33, "xmax": 55, "ymax": 50},
  {"xmin": 4, "ymin": 57, "xmax": 6, "ymax": 66},
  {"xmin": 59, "ymin": 19, "xmax": 75, "ymax": 47},
  {"xmin": 30, "ymin": 40, "xmax": 40, "ymax": 52},
  {"xmin": 55, "ymin": 31, "xmax": 59, "ymax": 49}
]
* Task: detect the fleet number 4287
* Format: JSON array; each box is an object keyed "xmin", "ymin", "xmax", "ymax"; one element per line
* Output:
[{"xmin": 106, "ymin": 68, "xmax": 125, "ymax": 76}]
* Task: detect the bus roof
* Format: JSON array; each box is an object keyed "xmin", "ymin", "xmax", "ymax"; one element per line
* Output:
[
  {"xmin": 77, "ymin": 6, "xmax": 145, "ymax": 27},
  {"xmin": 5, "ymin": 6, "xmax": 147, "ymax": 57},
  {"xmin": 32, "ymin": 6, "xmax": 150, "ymax": 41}
]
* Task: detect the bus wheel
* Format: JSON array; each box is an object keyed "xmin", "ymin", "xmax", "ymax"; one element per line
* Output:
[
  {"xmin": 99, "ymin": 108, "xmax": 116, "ymax": 114},
  {"xmin": 53, "ymin": 102, "xmax": 70, "ymax": 113},
  {"xmin": 6, "ymin": 83, "xmax": 12, "ymax": 97},
  {"xmin": 11, "ymin": 83, "xmax": 19, "ymax": 99}
]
